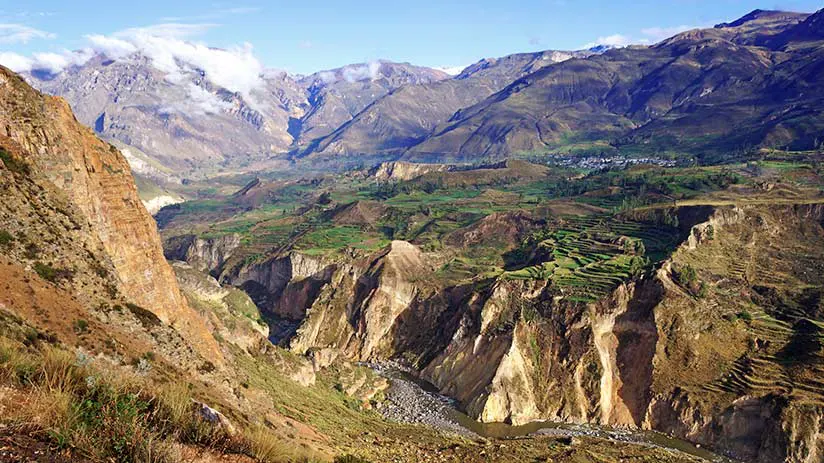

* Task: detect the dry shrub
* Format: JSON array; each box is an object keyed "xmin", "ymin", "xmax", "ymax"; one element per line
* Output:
[
  {"xmin": 156, "ymin": 382, "xmax": 191, "ymax": 427},
  {"xmin": 245, "ymin": 425, "xmax": 292, "ymax": 462},
  {"xmin": 13, "ymin": 389, "xmax": 76, "ymax": 432},
  {"xmin": 0, "ymin": 338, "xmax": 38, "ymax": 385},
  {"xmin": 40, "ymin": 348, "xmax": 84, "ymax": 393},
  {"xmin": 155, "ymin": 381, "xmax": 235, "ymax": 449},
  {"xmin": 244, "ymin": 425, "xmax": 323, "ymax": 463}
]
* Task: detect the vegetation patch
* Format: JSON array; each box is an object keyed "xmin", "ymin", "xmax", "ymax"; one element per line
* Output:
[
  {"xmin": 33, "ymin": 262, "xmax": 72, "ymax": 283},
  {"xmin": 0, "ymin": 146, "xmax": 31, "ymax": 176},
  {"xmin": 672, "ymin": 263, "xmax": 708, "ymax": 298},
  {"xmin": 123, "ymin": 303, "xmax": 162, "ymax": 329},
  {"xmin": 295, "ymin": 225, "xmax": 388, "ymax": 255},
  {"xmin": 0, "ymin": 230, "xmax": 14, "ymax": 247},
  {"xmin": 0, "ymin": 339, "xmax": 319, "ymax": 463}
]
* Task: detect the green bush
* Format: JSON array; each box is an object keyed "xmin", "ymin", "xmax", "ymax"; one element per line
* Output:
[
  {"xmin": 34, "ymin": 262, "xmax": 58, "ymax": 282},
  {"xmin": 673, "ymin": 263, "xmax": 707, "ymax": 297},
  {"xmin": 0, "ymin": 230, "xmax": 13, "ymax": 246},
  {"xmin": 33, "ymin": 262, "xmax": 72, "ymax": 283},
  {"xmin": 674, "ymin": 264, "xmax": 697, "ymax": 287},
  {"xmin": 0, "ymin": 146, "xmax": 30, "ymax": 176},
  {"xmin": 72, "ymin": 319, "xmax": 89, "ymax": 335}
]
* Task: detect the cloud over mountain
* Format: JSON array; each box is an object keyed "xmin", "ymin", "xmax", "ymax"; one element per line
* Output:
[
  {"xmin": 583, "ymin": 24, "xmax": 698, "ymax": 48},
  {"xmin": 0, "ymin": 22, "xmax": 266, "ymax": 102}
]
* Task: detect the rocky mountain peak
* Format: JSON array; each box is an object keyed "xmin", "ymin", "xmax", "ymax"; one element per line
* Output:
[
  {"xmin": 301, "ymin": 60, "xmax": 449, "ymax": 88},
  {"xmin": 715, "ymin": 9, "xmax": 788, "ymax": 28}
]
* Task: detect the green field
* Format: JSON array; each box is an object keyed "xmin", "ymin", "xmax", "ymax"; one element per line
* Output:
[{"xmin": 158, "ymin": 158, "xmax": 823, "ymax": 300}]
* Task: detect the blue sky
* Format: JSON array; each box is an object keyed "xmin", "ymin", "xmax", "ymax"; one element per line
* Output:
[{"xmin": 1, "ymin": 0, "xmax": 822, "ymax": 75}]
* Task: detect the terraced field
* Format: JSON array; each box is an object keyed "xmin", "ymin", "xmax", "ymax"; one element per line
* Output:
[
  {"xmin": 705, "ymin": 309, "xmax": 824, "ymax": 406},
  {"xmin": 689, "ymin": 205, "xmax": 824, "ymax": 408},
  {"xmin": 506, "ymin": 214, "xmax": 680, "ymax": 302}
]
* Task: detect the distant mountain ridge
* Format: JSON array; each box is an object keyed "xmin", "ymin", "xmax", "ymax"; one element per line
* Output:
[
  {"xmin": 22, "ymin": 45, "xmax": 599, "ymax": 178},
  {"xmin": 21, "ymin": 8, "xmax": 824, "ymax": 180},
  {"xmin": 23, "ymin": 57, "xmax": 451, "ymax": 178},
  {"xmin": 307, "ymin": 8, "xmax": 824, "ymax": 163},
  {"xmin": 293, "ymin": 61, "xmax": 450, "ymax": 145},
  {"xmin": 296, "ymin": 48, "xmax": 595, "ymax": 159}
]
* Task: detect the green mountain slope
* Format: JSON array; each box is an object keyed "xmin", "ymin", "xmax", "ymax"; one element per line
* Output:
[{"xmin": 403, "ymin": 9, "xmax": 824, "ymax": 162}]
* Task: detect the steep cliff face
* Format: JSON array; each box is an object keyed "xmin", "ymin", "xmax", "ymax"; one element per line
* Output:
[
  {"xmin": 215, "ymin": 240, "xmax": 444, "ymax": 361},
  {"xmin": 173, "ymin": 261, "xmax": 268, "ymax": 352},
  {"xmin": 0, "ymin": 66, "xmax": 221, "ymax": 365},
  {"xmin": 165, "ymin": 233, "xmax": 242, "ymax": 276},
  {"xmin": 421, "ymin": 276, "xmax": 662, "ymax": 427},
  {"xmin": 284, "ymin": 241, "xmax": 431, "ymax": 360},
  {"xmin": 370, "ymin": 161, "xmax": 450, "ymax": 182},
  {"xmin": 228, "ymin": 251, "xmax": 332, "ymax": 320},
  {"xmin": 639, "ymin": 204, "xmax": 824, "ymax": 462},
  {"xmin": 430, "ymin": 205, "xmax": 824, "ymax": 462}
]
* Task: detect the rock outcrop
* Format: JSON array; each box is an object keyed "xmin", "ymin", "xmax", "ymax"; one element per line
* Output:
[
  {"xmin": 370, "ymin": 161, "xmax": 450, "ymax": 182},
  {"xmin": 173, "ymin": 261, "xmax": 268, "ymax": 352},
  {"xmin": 165, "ymin": 233, "xmax": 242, "ymax": 276},
  {"xmin": 0, "ymin": 66, "xmax": 222, "ymax": 365},
  {"xmin": 284, "ymin": 241, "xmax": 431, "ymax": 360}
]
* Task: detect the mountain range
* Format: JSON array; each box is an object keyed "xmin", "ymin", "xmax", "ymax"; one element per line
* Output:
[
  {"xmin": 20, "ymin": 8, "xmax": 824, "ymax": 188},
  {"xmin": 27, "ymin": 58, "xmax": 449, "ymax": 178},
  {"xmin": 399, "ymin": 9, "xmax": 824, "ymax": 162},
  {"xmin": 4, "ymin": 8, "xmax": 824, "ymax": 463}
]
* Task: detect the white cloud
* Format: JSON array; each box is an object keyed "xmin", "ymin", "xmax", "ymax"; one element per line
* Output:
[
  {"xmin": 0, "ymin": 23, "xmax": 55, "ymax": 44},
  {"xmin": 0, "ymin": 49, "xmax": 92, "ymax": 73},
  {"xmin": 185, "ymin": 83, "xmax": 233, "ymax": 114},
  {"xmin": 582, "ymin": 24, "xmax": 698, "ymax": 49},
  {"xmin": 317, "ymin": 70, "xmax": 336, "ymax": 84},
  {"xmin": 27, "ymin": 52, "xmax": 72, "ymax": 73},
  {"xmin": 434, "ymin": 65, "xmax": 466, "ymax": 76},
  {"xmin": 0, "ymin": 20, "xmax": 270, "ymax": 120},
  {"xmin": 312, "ymin": 62, "xmax": 385, "ymax": 84},
  {"xmin": 641, "ymin": 25, "xmax": 696, "ymax": 43},
  {"xmin": 97, "ymin": 24, "xmax": 265, "ymax": 99},
  {"xmin": 84, "ymin": 34, "xmax": 137, "ymax": 59},
  {"xmin": 582, "ymin": 34, "xmax": 635, "ymax": 49},
  {"xmin": 0, "ymin": 51, "xmax": 34, "ymax": 72},
  {"xmin": 341, "ymin": 61, "xmax": 382, "ymax": 82},
  {"xmin": 0, "ymin": 22, "xmax": 266, "ymax": 113}
]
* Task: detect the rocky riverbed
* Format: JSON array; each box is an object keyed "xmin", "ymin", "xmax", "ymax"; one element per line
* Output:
[
  {"xmin": 367, "ymin": 362, "xmax": 738, "ymax": 463},
  {"xmin": 367, "ymin": 362, "xmax": 475, "ymax": 437}
]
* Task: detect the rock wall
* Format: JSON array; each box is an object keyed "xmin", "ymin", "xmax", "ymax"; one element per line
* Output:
[
  {"xmin": 370, "ymin": 161, "xmax": 450, "ymax": 181},
  {"xmin": 173, "ymin": 261, "xmax": 269, "ymax": 352},
  {"xmin": 0, "ymin": 66, "xmax": 222, "ymax": 365},
  {"xmin": 420, "ymin": 276, "xmax": 663, "ymax": 427},
  {"xmin": 227, "ymin": 251, "xmax": 332, "ymax": 320},
  {"xmin": 164, "ymin": 233, "xmax": 241, "ymax": 275}
]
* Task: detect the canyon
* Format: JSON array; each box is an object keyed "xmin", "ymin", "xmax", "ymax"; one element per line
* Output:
[
  {"xmin": 1, "ymin": 6, "xmax": 824, "ymax": 463},
  {"xmin": 165, "ymin": 199, "xmax": 824, "ymax": 462}
]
